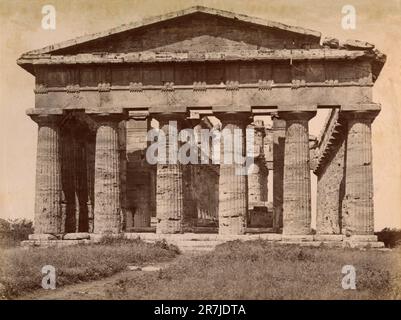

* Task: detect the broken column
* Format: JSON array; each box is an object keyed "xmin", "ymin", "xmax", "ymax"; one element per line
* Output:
[
  {"xmin": 216, "ymin": 113, "xmax": 251, "ymax": 235},
  {"xmin": 93, "ymin": 114, "xmax": 123, "ymax": 234},
  {"xmin": 279, "ymin": 111, "xmax": 316, "ymax": 235},
  {"xmin": 342, "ymin": 110, "xmax": 379, "ymax": 235},
  {"xmin": 31, "ymin": 114, "xmax": 63, "ymax": 234},
  {"xmin": 154, "ymin": 113, "xmax": 185, "ymax": 234}
]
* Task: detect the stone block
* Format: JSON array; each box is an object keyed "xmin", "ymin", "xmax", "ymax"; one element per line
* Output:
[
  {"xmin": 314, "ymin": 234, "xmax": 344, "ymax": 241},
  {"xmin": 344, "ymin": 241, "xmax": 385, "ymax": 249},
  {"xmin": 322, "ymin": 37, "xmax": 339, "ymax": 49},
  {"xmin": 320, "ymin": 241, "xmax": 344, "ymax": 248},
  {"xmin": 63, "ymin": 232, "xmax": 90, "ymax": 240},
  {"xmin": 258, "ymin": 233, "xmax": 282, "ymax": 241},
  {"xmin": 28, "ymin": 234, "xmax": 57, "ymax": 240},
  {"xmin": 348, "ymin": 235, "xmax": 378, "ymax": 242},
  {"xmin": 89, "ymin": 233, "xmax": 123, "ymax": 242},
  {"xmin": 282, "ymin": 235, "xmax": 314, "ymax": 242}
]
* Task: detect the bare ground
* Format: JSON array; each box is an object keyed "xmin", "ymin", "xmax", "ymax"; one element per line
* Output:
[{"xmin": 18, "ymin": 258, "xmax": 184, "ymax": 300}]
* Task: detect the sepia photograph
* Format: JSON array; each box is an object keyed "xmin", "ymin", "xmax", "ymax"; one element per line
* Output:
[{"xmin": 0, "ymin": 0, "xmax": 400, "ymax": 308}]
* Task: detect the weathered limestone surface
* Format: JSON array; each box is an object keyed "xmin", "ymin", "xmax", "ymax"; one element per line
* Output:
[
  {"xmin": 93, "ymin": 116, "xmax": 122, "ymax": 233},
  {"xmin": 39, "ymin": 8, "xmax": 321, "ymax": 55},
  {"xmin": 316, "ymin": 134, "xmax": 346, "ymax": 234},
  {"xmin": 182, "ymin": 164, "xmax": 197, "ymax": 229},
  {"xmin": 63, "ymin": 232, "xmax": 90, "ymax": 240},
  {"xmin": 125, "ymin": 113, "xmax": 152, "ymax": 229},
  {"xmin": 280, "ymin": 111, "xmax": 315, "ymax": 235},
  {"xmin": 247, "ymin": 163, "xmax": 268, "ymax": 203},
  {"xmin": 60, "ymin": 116, "xmax": 96, "ymax": 234},
  {"xmin": 217, "ymin": 113, "xmax": 250, "ymax": 235},
  {"xmin": 192, "ymin": 164, "xmax": 219, "ymax": 223},
  {"xmin": 20, "ymin": 7, "xmax": 385, "ymax": 241},
  {"xmin": 342, "ymin": 111, "xmax": 378, "ymax": 235},
  {"xmin": 247, "ymin": 121, "xmax": 268, "ymax": 203},
  {"xmin": 32, "ymin": 115, "xmax": 63, "ymax": 234},
  {"xmin": 272, "ymin": 115, "xmax": 286, "ymax": 231},
  {"xmin": 28, "ymin": 233, "xmax": 58, "ymax": 240},
  {"xmin": 181, "ymin": 123, "xmax": 200, "ymax": 230},
  {"xmin": 155, "ymin": 114, "xmax": 184, "ymax": 234},
  {"xmin": 23, "ymin": 232, "xmax": 384, "ymax": 250}
]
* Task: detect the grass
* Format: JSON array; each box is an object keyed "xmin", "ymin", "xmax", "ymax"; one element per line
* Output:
[
  {"xmin": 0, "ymin": 237, "xmax": 179, "ymax": 299},
  {"xmin": 1, "ymin": 239, "xmax": 400, "ymax": 300},
  {"xmin": 103, "ymin": 240, "xmax": 401, "ymax": 300}
]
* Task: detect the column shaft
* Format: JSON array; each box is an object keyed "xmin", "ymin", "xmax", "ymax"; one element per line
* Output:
[
  {"xmin": 247, "ymin": 121, "xmax": 268, "ymax": 204},
  {"xmin": 93, "ymin": 118, "xmax": 122, "ymax": 233},
  {"xmin": 280, "ymin": 111, "xmax": 315, "ymax": 235},
  {"xmin": 342, "ymin": 111, "xmax": 378, "ymax": 235},
  {"xmin": 248, "ymin": 162, "xmax": 268, "ymax": 203},
  {"xmin": 126, "ymin": 114, "xmax": 151, "ymax": 228},
  {"xmin": 33, "ymin": 116, "xmax": 62, "ymax": 234},
  {"xmin": 155, "ymin": 114, "xmax": 184, "ymax": 234},
  {"xmin": 272, "ymin": 116, "xmax": 286, "ymax": 231},
  {"xmin": 217, "ymin": 113, "xmax": 250, "ymax": 235}
]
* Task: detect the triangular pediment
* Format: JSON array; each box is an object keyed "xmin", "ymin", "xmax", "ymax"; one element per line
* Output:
[{"xmin": 23, "ymin": 6, "xmax": 322, "ymax": 56}]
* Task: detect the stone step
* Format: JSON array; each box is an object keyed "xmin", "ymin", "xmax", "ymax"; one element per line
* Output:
[
  {"xmin": 23, "ymin": 233, "xmax": 385, "ymax": 250},
  {"xmin": 180, "ymin": 247, "xmax": 216, "ymax": 253},
  {"xmin": 121, "ymin": 232, "xmax": 283, "ymax": 242},
  {"xmin": 168, "ymin": 240, "xmax": 224, "ymax": 247}
]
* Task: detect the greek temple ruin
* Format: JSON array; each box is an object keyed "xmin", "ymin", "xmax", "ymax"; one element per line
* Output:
[{"xmin": 18, "ymin": 7, "xmax": 386, "ymax": 248}]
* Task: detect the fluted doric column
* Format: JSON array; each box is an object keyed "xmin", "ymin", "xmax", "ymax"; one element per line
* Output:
[
  {"xmin": 154, "ymin": 113, "xmax": 185, "ymax": 234},
  {"xmin": 247, "ymin": 120, "xmax": 268, "ymax": 204},
  {"xmin": 272, "ymin": 114, "xmax": 286, "ymax": 232},
  {"xmin": 279, "ymin": 111, "xmax": 316, "ymax": 235},
  {"xmin": 126, "ymin": 111, "xmax": 151, "ymax": 229},
  {"xmin": 31, "ymin": 115, "xmax": 63, "ymax": 234},
  {"xmin": 181, "ymin": 117, "xmax": 204, "ymax": 231},
  {"xmin": 93, "ymin": 114, "xmax": 123, "ymax": 234},
  {"xmin": 216, "ymin": 113, "xmax": 251, "ymax": 235},
  {"xmin": 342, "ymin": 110, "xmax": 379, "ymax": 235}
]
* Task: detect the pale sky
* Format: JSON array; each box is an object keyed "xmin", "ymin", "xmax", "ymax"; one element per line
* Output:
[{"xmin": 1, "ymin": 0, "xmax": 400, "ymax": 230}]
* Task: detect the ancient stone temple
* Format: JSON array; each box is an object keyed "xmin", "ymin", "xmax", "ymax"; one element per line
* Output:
[{"xmin": 18, "ymin": 7, "xmax": 386, "ymax": 248}]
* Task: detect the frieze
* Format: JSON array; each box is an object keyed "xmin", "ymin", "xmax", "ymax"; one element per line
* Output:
[{"xmin": 129, "ymin": 82, "xmax": 143, "ymax": 92}]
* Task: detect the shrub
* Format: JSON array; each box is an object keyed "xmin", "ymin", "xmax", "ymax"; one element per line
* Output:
[
  {"xmin": 376, "ymin": 228, "xmax": 401, "ymax": 248},
  {"xmin": 0, "ymin": 219, "xmax": 33, "ymax": 247}
]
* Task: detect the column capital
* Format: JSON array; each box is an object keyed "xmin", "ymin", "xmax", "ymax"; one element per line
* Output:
[
  {"xmin": 153, "ymin": 112, "xmax": 186, "ymax": 122},
  {"xmin": 214, "ymin": 112, "xmax": 252, "ymax": 125},
  {"xmin": 272, "ymin": 113, "xmax": 286, "ymax": 131},
  {"xmin": 340, "ymin": 103, "xmax": 381, "ymax": 112},
  {"xmin": 248, "ymin": 120, "xmax": 266, "ymax": 135},
  {"xmin": 91, "ymin": 112, "xmax": 126, "ymax": 126},
  {"xmin": 128, "ymin": 110, "xmax": 149, "ymax": 120},
  {"xmin": 28, "ymin": 113, "xmax": 62, "ymax": 126},
  {"xmin": 340, "ymin": 110, "xmax": 380, "ymax": 121},
  {"xmin": 270, "ymin": 112, "xmax": 280, "ymax": 120},
  {"xmin": 278, "ymin": 111, "xmax": 316, "ymax": 121}
]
